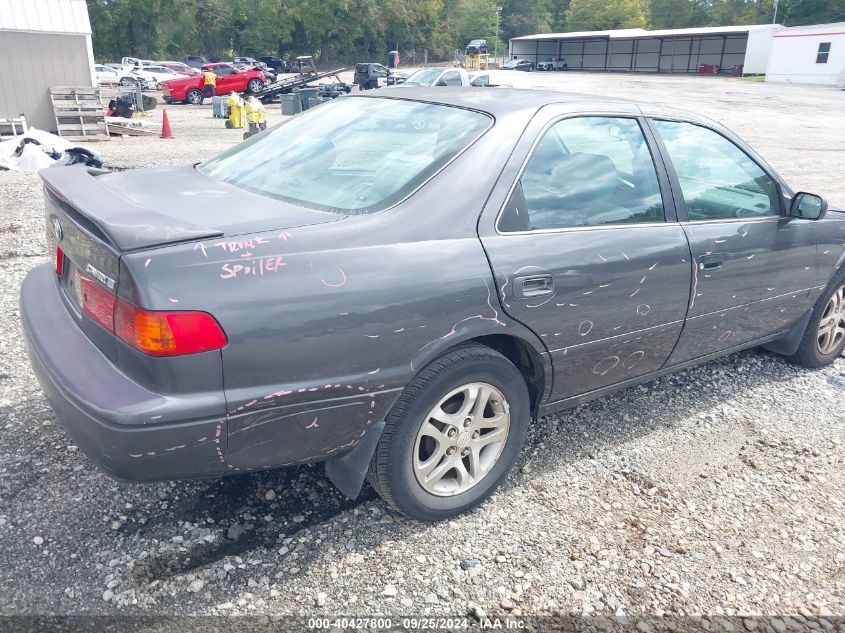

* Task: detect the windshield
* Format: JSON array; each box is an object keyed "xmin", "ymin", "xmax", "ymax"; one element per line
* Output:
[
  {"xmin": 404, "ymin": 68, "xmax": 445, "ymax": 86},
  {"xmin": 199, "ymin": 97, "xmax": 491, "ymax": 214}
]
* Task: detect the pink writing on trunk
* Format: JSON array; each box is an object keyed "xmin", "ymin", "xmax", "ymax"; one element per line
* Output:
[{"xmin": 220, "ymin": 255, "xmax": 287, "ymax": 280}]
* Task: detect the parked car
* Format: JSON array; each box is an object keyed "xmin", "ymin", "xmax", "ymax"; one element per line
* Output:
[
  {"xmin": 235, "ymin": 61, "xmax": 276, "ymax": 83},
  {"xmin": 180, "ymin": 55, "xmax": 209, "ymax": 69},
  {"xmin": 501, "ymin": 58, "xmax": 534, "ymax": 71},
  {"xmin": 233, "ymin": 56, "xmax": 258, "ymax": 66},
  {"xmin": 400, "ymin": 67, "xmax": 471, "ymax": 87},
  {"xmin": 120, "ymin": 56, "xmax": 154, "ymax": 69},
  {"xmin": 537, "ymin": 57, "xmax": 568, "ymax": 71},
  {"xmin": 94, "ymin": 64, "xmax": 126, "ymax": 85},
  {"xmin": 127, "ymin": 65, "xmax": 190, "ymax": 89},
  {"xmin": 353, "ymin": 63, "xmax": 404, "ymax": 89},
  {"xmin": 258, "ymin": 55, "xmax": 288, "ymax": 72},
  {"xmin": 22, "ymin": 89, "xmax": 845, "ymax": 522},
  {"xmin": 159, "ymin": 62, "xmax": 265, "ymax": 104},
  {"xmin": 159, "ymin": 61, "xmax": 200, "ymax": 76},
  {"xmin": 465, "ymin": 39, "xmax": 490, "ymax": 55}
]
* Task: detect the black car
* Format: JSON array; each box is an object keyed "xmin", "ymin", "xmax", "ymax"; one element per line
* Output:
[
  {"xmin": 354, "ymin": 62, "xmax": 401, "ymax": 89},
  {"xmin": 466, "ymin": 39, "xmax": 490, "ymax": 55},
  {"xmin": 258, "ymin": 55, "xmax": 286, "ymax": 72},
  {"xmin": 22, "ymin": 89, "xmax": 845, "ymax": 522},
  {"xmin": 502, "ymin": 58, "xmax": 534, "ymax": 71}
]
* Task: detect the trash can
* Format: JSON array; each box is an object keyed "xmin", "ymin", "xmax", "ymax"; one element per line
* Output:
[
  {"xmin": 280, "ymin": 93, "xmax": 302, "ymax": 115},
  {"xmin": 299, "ymin": 88, "xmax": 320, "ymax": 110},
  {"xmin": 732, "ymin": 64, "xmax": 743, "ymax": 76},
  {"xmin": 212, "ymin": 95, "xmax": 229, "ymax": 118},
  {"xmin": 388, "ymin": 50, "xmax": 400, "ymax": 68},
  {"xmin": 308, "ymin": 97, "xmax": 330, "ymax": 109}
]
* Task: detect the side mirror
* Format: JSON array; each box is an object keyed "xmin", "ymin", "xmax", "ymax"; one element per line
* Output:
[
  {"xmin": 790, "ymin": 192, "xmax": 828, "ymax": 220},
  {"xmin": 436, "ymin": 80, "xmax": 448, "ymax": 86}
]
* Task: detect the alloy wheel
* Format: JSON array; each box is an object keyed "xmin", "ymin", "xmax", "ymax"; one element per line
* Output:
[
  {"xmin": 412, "ymin": 382, "xmax": 510, "ymax": 497},
  {"xmin": 817, "ymin": 284, "xmax": 845, "ymax": 355}
]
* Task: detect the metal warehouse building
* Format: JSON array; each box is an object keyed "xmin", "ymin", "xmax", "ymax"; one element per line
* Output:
[
  {"xmin": 0, "ymin": 0, "xmax": 95, "ymax": 131},
  {"xmin": 766, "ymin": 22, "xmax": 845, "ymax": 86},
  {"xmin": 509, "ymin": 24, "xmax": 780, "ymax": 75}
]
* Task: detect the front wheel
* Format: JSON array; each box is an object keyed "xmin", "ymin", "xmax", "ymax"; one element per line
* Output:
[
  {"xmin": 367, "ymin": 344, "xmax": 530, "ymax": 521},
  {"xmin": 248, "ymin": 78, "xmax": 264, "ymax": 93},
  {"xmin": 787, "ymin": 271, "xmax": 845, "ymax": 368}
]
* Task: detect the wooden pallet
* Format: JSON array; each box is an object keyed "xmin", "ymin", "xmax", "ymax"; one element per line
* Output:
[
  {"xmin": 0, "ymin": 115, "xmax": 28, "ymax": 140},
  {"xmin": 50, "ymin": 86, "xmax": 110, "ymax": 141},
  {"xmin": 106, "ymin": 122, "xmax": 158, "ymax": 137}
]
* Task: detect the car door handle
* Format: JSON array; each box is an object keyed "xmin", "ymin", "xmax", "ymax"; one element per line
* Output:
[
  {"xmin": 698, "ymin": 254, "xmax": 724, "ymax": 271},
  {"xmin": 513, "ymin": 274, "xmax": 554, "ymax": 298}
]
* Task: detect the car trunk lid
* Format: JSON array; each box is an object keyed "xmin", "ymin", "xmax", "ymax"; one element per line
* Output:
[{"xmin": 41, "ymin": 164, "xmax": 344, "ymax": 358}]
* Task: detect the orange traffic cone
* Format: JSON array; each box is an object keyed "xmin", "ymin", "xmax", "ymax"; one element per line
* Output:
[{"xmin": 160, "ymin": 109, "xmax": 173, "ymax": 139}]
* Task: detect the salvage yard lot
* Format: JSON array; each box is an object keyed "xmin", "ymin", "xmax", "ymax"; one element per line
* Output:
[{"xmin": 1, "ymin": 73, "xmax": 844, "ymax": 620}]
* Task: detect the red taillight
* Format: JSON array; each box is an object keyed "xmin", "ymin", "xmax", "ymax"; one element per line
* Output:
[
  {"xmin": 76, "ymin": 270, "xmax": 227, "ymax": 356},
  {"xmin": 114, "ymin": 302, "xmax": 227, "ymax": 356},
  {"xmin": 78, "ymin": 270, "xmax": 116, "ymax": 331},
  {"xmin": 55, "ymin": 246, "xmax": 64, "ymax": 276}
]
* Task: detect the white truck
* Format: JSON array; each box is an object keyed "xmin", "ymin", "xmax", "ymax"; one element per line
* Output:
[{"xmin": 399, "ymin": 66, "xmax": 471, "ymax": 87}]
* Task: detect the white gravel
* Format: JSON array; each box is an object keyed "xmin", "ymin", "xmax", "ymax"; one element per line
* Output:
[{"xmin": 0, "ymin": 75, "xmax": 843, "ymax": 625}]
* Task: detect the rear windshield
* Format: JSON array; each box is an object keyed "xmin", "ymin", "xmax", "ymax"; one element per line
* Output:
[{"xmin": 199, "ymin": 96, "xmax": 491, "ymax": 214}]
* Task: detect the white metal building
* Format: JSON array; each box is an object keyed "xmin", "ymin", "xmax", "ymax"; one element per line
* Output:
[
  {"xmin": 765, "ymin": 22, "xmax": 845, "ymax": 86},
  {"xmin": 509, "ymin": 24, "xmax": 780, "ymax": 75},
  {"xmin": 0, "ymin": 0, "xmax": 96, "ymax": 131}
]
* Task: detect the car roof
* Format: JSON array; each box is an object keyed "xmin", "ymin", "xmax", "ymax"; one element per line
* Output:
[{"xmin": 364, "ymin": 87, "xmax": 705, "ymax": 123}]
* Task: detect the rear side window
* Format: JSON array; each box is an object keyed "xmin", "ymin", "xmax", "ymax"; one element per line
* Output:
[
  {"xmin": 500, "ymin": 116, "xmax": 664, "ymax": 231},
  {"xmin": 200, "ymin": 97, "xmax": 491, "ymax": 213},
  {"xmin": 654, "ymin": 120, "xmax": 779, "ymax": 220}
]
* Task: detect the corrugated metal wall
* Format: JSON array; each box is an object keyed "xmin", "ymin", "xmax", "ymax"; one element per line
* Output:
[
  {"xmin": 0, "ymin": 30, "xmax": 92, "ymax": 131},
  {"xmin": 0, "ymin": 0, "xmax": 91, "ymax": 35}
]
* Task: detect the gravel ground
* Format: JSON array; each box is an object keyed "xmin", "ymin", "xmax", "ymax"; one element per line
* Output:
[{"xmin": 1, "ymin": 74, "xmax": 844, "ymax": 628}]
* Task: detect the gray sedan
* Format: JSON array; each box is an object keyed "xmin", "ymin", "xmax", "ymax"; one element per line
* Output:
[{"xmin": 21, "ymin": 89, "xmax": 845, "ymax": 521}]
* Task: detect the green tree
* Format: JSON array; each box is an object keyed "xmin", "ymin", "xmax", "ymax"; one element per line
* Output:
[
  {"xmin": 649, "ymin": 0, "xmax": 708, "ymax": 28},
  {"xmin": 566, "ymin": 0, "xmax": 648, "ymax": 31},
  {"xmin": 501, "ymin": 0, "xmax": 552, "ymax": 43},
  {"xmin": 780, "ymin": 0, "xmax": 845, "ymax": 26}
]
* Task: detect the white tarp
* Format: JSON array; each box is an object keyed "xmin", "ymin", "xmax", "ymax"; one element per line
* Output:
[{"xmin": 0, "ymin": 128, "xmax": 99, "ymax": 172}]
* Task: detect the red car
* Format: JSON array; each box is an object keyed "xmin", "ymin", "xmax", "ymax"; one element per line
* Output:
[{"xmin": 160, "ymin": 62, "xmax": 266, "ymax": 104}]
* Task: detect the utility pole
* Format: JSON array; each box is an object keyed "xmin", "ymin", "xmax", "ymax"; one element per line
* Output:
[
  {"xmin": 772, "ymin": 0, "xmax": 780, "ymax": 24},
  {"xmin": 495, "ymin": 6, "xmax": 502, "ymax": 67}
]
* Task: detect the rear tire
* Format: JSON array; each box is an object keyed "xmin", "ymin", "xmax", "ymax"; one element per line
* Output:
[
  {"xmin": 786, "ymin": 269, "xmax": 845, "ymax": 368},
  {"xmin": 186, "ymin": 89, "xmax": 204, "ymax": 105},
  {"xmin": 367, "ymin": 344, "xmax": 530, "ymax": 521}
]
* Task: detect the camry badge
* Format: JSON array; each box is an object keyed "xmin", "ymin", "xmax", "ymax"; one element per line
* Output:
[{"xmin": 51, "ymin": 217, "xmax": 63, "ymax": 242}]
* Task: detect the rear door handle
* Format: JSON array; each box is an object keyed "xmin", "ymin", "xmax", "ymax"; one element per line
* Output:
[
  {"xmin": 513, "ymin": 274, "xmax": 554, "ymax": 298},
  {"xmin": 698, "ymin": 254, "xmax": 724, "ymax": 271}
]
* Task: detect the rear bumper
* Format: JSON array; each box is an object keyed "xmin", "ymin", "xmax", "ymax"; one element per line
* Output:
[{"xmin": 20, "ymin": 264, "xmax": 228, "ymax": 481}]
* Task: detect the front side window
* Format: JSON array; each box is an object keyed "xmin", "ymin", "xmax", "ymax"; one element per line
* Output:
[
  {"xmin": 817, "ymin": 42, "xmax": 831, "ymax": 64},
  {"xmin": 440, "ymin": 71, "xmax": 462, "ymax": 86},
  {"xmin": 654, "ymin": 120, "xmax": 779, "ymax": 221},
  {"xmin": 500, "ymin": 117, "xmax": 664, "ymax": 231},
  {"xmin": 200, "ymin": 97, "xmax": 491, "ymax": 213}
]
